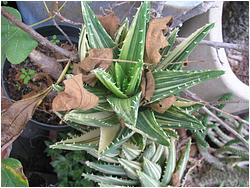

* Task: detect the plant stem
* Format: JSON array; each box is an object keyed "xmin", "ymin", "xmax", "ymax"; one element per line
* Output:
[
  {"xmin": 56, "ymin": 59, "xmax": 71, "ymax": 84},
  {"xmin": 1, "ymin": 7, "xmax": 77, "ymax": 60}
]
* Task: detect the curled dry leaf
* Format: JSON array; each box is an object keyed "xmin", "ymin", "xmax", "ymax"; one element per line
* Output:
[
  {"xmin": 145, "ymin": 16, "xmax": 173, "ymax": 64},
  {"xmin": 97, "ymin": 13, "xmax": 120, "ymax": 39},
  {"xmin": 1, "ymin": 88, "xmax": 50, "ymax": 150},
  {"xmin": 140, "ymin": 70, "xmax": 146, "ymax": 99},
  {"xmin": 150, "ymin": 96, "xmax": 176, "ymax": 113},
  {"xmin": 73, "ymin": 48, "xmax": 113, "ymax": 86},
  {"xmin": 52, "ymin": 74, "xmax": 99, "ymax": 112},
  {"xmin": 29, "ymin": 49, "xmax": 63, "ymax": 80}
]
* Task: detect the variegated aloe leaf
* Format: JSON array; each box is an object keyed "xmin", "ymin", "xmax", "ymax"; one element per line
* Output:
[
  {"xmin": 137, "ymin": 171, "xmax": 161, "ymax": 187},
  {"xmin": 99, "ymin": 126, "xmax": 121, "ymax": 154},
  {"xmin": 174, "ymin": 138, "xmax": 192, "ymax": 182},
  {"xmin": 155, "ymin": 106, "xmax": 204, "ymax": 130},
  {"xmin": 116, "ymin": 1, "xmax": 150, "ymax": 95},
  {"xmin": 93, "ymin": 68, "xmax": 127, "ymax": 98},
  {"xmin": 143, "ymin": 142, "xmax": 156, "ymax": 160},
  {"xmin": 64, "ymin": 109, "xmax": 120, "ymax": 127},
  {"xmin": 143, "ymin": 157, "xmax": 162, "ymax": 181},
  {"xmin": 151, "ymin": 69, "xmax": 224, "ymax": 103},
  {"xmin": 151, "ymin": 144, "xmax": 165, "ymax": 163},
  {"xmin": 49, "ymin": 129, "xmax": 100, "ymax": 150},
  {"xmin": 174, "ymin": 98, "xmax": 204, "ymax": 113},
  {"xmin": 78, "ymin": 25, "xmax": 89, "ymax": 62},
  {"xmin": 82, "ymin": 173, "xmax": 139, "ymax": 186},
  {"xmin": 122, "ymin": 143, "xmax": 142, "ymax": 161},
  {"xmin": 81, "ymin": 1, "xmax": 115, "ymax": 48},
  {"xmin": 118, "ymin": 158, "xmax": 142, "ymax": 180},
  {"xmin": 161, "ymin": 27, "xmax": 179, "ymax": 58},
  {"xmin": 100, "ymin": 127, "xmax": 134, "ymax": 157},
  {"xmin": 107, "ymin": 92, "xmax": 141, "ymax": 126},
  {"xmin": 115, "ymin": 18, "xmax": 129, "ymax": 48},
  {"xmin": 161, "ymin": 138, "xmax": 176, "ymax": 186},
  {"xmin": 136, "ymin": 110, "xmax": 170, "ymax": 146},
  {"xmin": 156, "ymin": 23, "xmax": 215, "ymax": 70},
  {"xmin": 85, "ymin": 161, "xmax": 126, "ymax": 176},
  {"xmin": 130, "ymin": 133, "xmax": 147, "ymax": 151}
]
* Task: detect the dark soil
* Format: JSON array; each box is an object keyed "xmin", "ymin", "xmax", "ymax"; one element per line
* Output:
[
  {"xmin": 6, "ymin": 42, "xmax": 76, "ymax": 125},
  {"xmin": 222, "ymin": 1, "xmax": 249, "ymax": 85}
]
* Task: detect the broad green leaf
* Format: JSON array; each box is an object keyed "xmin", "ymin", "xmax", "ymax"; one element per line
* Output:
[
  {"xmin": 117, "ymin": 2, "xmax": 150, "ymax": 94},
  {"xmin": 1, "ymin": 158, "xmax": 29, "ymax": 187},
  {"xmin": 174, "ymin": 138, "xmax": 192, "ymax": 181},
  {"xmin": 81, "ymin": 2, "xmax": 115, "ymax": 48},
  {"xmin": 107, "ymin": 92, "xmax": 141, "ymax": 126},
  {"xmin": 161, "ymin": 138, "xmax": 176, "ymax": 186},
  {"xmin": 118, "ymin": 158, "xmax": 142, "ymax": 180},
  {"xmin": 151, "ymin": 69, "xmax": 224, "ymax": 103},
  {"xmin": 156, "ymin": 23, "xmax": 215, "ymax": 70},
  {"xmin": 85, "ymin": 161, "xmax": 126, "ymax": 176},
  {"xmin": 143, "ymin": 157, "xmax": 162, "ymax": 181},
  {"xmin": 136, "ymin": 110, "xmax": 170, "ymax": 146},
  {"xmin": 137, "ymin": 171, "xmax": 161, "ymax": 187},
  {"xmin": 1, "ymin": 7, "xmax": 38, "ymax": 65},
  {"xmin": 64, "ymin": 109, "xmax": 120, "ymax": 127},
  {"xmin": 156, "ymin": 106, "xmax": 205, "ymax": 130},
  {"xmin": 93, "ymin": 68, "xmax": 127, "ymax": 98},
  {"xmin": 99, "ymin": 126, "xmax": 121, "ymax": 154},
  {"xmin": 82, "ymin": 173, "xmax": 138, "ymax": 186}
]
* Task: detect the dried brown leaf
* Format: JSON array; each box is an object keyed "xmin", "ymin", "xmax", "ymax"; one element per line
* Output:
[
  {"xmin": 171, "ymin": 171, "xmax": 181, "ymax": 187},
  {"xmin": 144, "ymin": 69, "xmax": 155, "ymax": 102},
  {"xmin": 150, "ymin": 96, "xmax": 176, "ymax": 113},
  {"xmin": 52, "ymin": 74, "xmax": 99, "ymax": 111},
  {"xmin": 145, "ymin": 16, "xmax": 173, "ymax": 64},
  {"xmin": 1, "ymin": 89, "xmax": 49, "ymax": 148},
  {"xmin": 29, "ymin": 49, "xmax": 63, "ymax": 80},
  {"xmin": 140, "ymin": 70, "xmax": 146, "ymax": 99},
  {"xmin": 98, "ymin": 13, "xmax": 120, "ymax": 38}
]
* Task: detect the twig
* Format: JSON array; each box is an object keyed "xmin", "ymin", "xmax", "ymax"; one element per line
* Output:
[
  {"xmin": 176, "ymin": 37, "xmax": 249, "ymax": 53},
  {"xmin": 56, "ymin": 59, "xmax": 71, "ymax": 84},
  {"xmin": 54, "ymin": 12, "xmax": 82, "ymax": 26},
  {"xmin": 1, "ymin": 7, "xmax": 77, "ymax": 60},
  {"xmin": 171, "ymin": 1, "xmax": 216, "ymax": 28},
  {"xmin": 43, "ymin": 1, "xmax": 73, "ymax": 46}
]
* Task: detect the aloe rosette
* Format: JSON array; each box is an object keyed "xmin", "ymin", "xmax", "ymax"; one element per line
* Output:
[{"xmin": 50, "ymin": 1, "xmax": 224, "ymax": 186}]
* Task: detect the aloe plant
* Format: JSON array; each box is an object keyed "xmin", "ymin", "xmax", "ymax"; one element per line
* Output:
[{"xmin": 50, "ymin": 1, "xmax": 225, "ymax": 186}]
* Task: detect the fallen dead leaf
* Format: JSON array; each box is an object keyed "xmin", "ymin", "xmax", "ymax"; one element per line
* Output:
[
  {"xmin": 52, "ymin": 74, "xmax": 99, "ymax": 111},
  {"xmin": 144, "ymin": 69, "xmax": 155, "ymax": 102},
  {"xmin": 73, "ymin": 48, "xmax": 113, "ymax": 86},
  {"xmin": 1, "ymin": 88, "xmax": 50, "ymax": 148},
  {"xmin": 150, "ymin": 96, "xmax": 176, "ymax": 113},
  {"xmin": 98, "ymin": 13, "xmax": 120, "ymax": 39},
  {"xmin": 171, "ymin": 171, "xmax": 181, "ymax": 187},
  {"xmin": 145, "ymin": 16, "xmax": 173, "ymax": 64},
  {"xmin": 140, "ymin": 70, "xmax": 146, "ymax": 99}
]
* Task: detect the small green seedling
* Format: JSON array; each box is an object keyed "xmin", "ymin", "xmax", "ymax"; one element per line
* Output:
[
  {"xmin": 50, "ymin": 35, "xmax": 60, "ymax": 45},
  {"xmin": 19, "ymin": 68, "xmax": 36, "ymax": 84}
]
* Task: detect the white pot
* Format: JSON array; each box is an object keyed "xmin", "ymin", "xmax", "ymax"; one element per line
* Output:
[{"xmin": 179, "ymin": 1, "xmax": 249, "ymax": 114}]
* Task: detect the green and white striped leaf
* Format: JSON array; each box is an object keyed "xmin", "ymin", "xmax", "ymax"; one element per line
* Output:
[
  {"xmin": 151, "ymin": 144, "xmax": 165, "ymax": 163},
  {"xmin": 87, "ymin": 148, "xmax": 119, "ymax": 164},
  {"xmin": 93, "ymin": 68, "xmax": 127, "ymax": 98},
  {"xmin": 156, "ymin": 106, "xmax": 204, "ymax": 130},
  {"xmin": 137, "ymin": 171, "xmax": 161, "ymax": 187},
  {"xmin": 174, "ymin": 138, "xmax": 192, "ymax": 181},
  {"xmin": 115, "ymin": 18, "xmax": 129, "ymax": 48},
  {"xmin": 101, "ymin": 127, "xmax": 135, "ymax": 156},
  {"xmin": 81, "ymin": 2, "xmax": 115, "ymax": 48},
  {"xmin": 85, "ymin": 161, "xmax": 126, "ymax": 176},
  {"xmin": 143, "ymin": 157, "xmax": 162, "ymax": 180},
  {"xmin": 161, "ymin": 138, "xmax": 176, "ymax": 186},
  {"xmin": 161, "ymin": 27, "xmax": 179, "ymax": 57},
  {"xmin": 82, "ymin": 173, "xmax": 138, "ymax": 186},
  {"xmin": 117, "ymin": 2, "xmax": 150, "ymax": 94},
  {"xmin": 143, "ymin": 142, "xmax": 156, "ymax": 160},
  {"xmin": 174, "ymin": 98, "xmax": 204, "ymax": 113},
  {"xmin": 107, "ymin": 92, "xmax": 141, "ymax": 126},
  {"xmin": 118, "ymin": 158, "xmax": 142, "ymax": 180},
  {"xmin": 136, "ymin": 110, "xmax": 170, "ymax": 146},
  {"xmin": 151, "ymin": 69, "xmax": 224, "ymax": 103},
  {"xmin": 99, "ymin": 126, "xmax": 121, "ymax": 154},
  {"xmin": 122, "ymin": 143, "xmax": 142, "ymax": 160},
  {"xmin": 157, "ymin": 23, "xmax": 214, "ymax": 70},
  {"xmin": 78, "ymin": 25, "xmax": 89, "ymax": 62},
  {"xmin": 64, "ymin": 110, "xmax": 120, "ymax": 127},
  {"xmin": 130, "ymin": 133, "xmax": 147, "ymax": 151}
]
